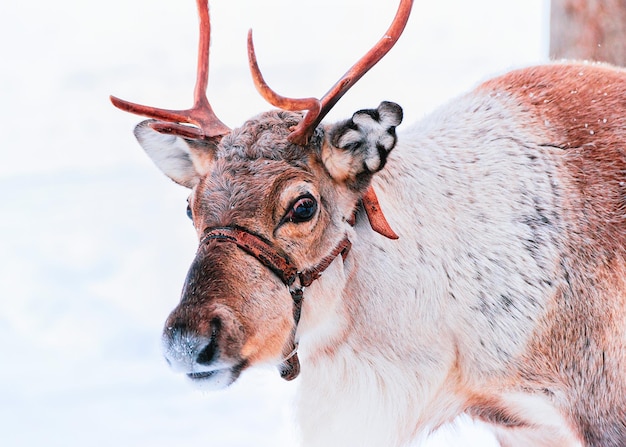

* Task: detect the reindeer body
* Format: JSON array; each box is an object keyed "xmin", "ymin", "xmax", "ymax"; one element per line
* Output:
[
  {"xmin": 111, "ymin": 2, "xmax": 626, "ymax": 444},
  {"xmin": 292, "ymin": 62, "xmax": 626, "ymax": 447}
]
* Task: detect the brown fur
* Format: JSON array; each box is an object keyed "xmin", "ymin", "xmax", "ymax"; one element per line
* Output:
[
  {"xmin": 166, "ymin": 111, "xmax": 359, "ymax": 372},
  {"xmin": 479, "ymin": 62, "xmax": 626, "ymax": 445}
]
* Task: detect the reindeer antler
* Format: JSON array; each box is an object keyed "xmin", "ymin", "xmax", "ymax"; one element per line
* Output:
[
  {"xmin": 247, "ymin": 0, "xmax": 413, "ymax": 146},
  {"xmin": 110, "ymin": 0, "xmax": 230, "ymax": 140}
]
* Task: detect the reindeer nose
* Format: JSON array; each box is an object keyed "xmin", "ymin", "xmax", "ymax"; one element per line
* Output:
[{"xmin": 162, "ymin": 319, "xmax": 220, "ymax": 372}]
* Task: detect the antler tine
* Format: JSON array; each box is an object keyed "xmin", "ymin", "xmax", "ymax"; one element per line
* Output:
[
  {"xmin": 247, "ymin": 0, "xmax": 413, "ymax": 146},
  {"xmin": 110, "ymin": 0, "xmax": 230, "ymax": 140},
  {"xmin": 247, "ymin": 30, "xmax": 321, "ymax": 143},
  {"xmin": 318, "ymin": 0, "xmax": 413, "ymax": 119}
]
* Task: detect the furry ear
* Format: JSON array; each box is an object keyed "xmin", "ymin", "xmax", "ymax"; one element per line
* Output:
[
  {"xmin": 134, "ymin": 120, "xmax": 217, "ymax": 188},
  {"xmin": 321, "ymin": 101, "xmax": 403, "ymax": 190}
]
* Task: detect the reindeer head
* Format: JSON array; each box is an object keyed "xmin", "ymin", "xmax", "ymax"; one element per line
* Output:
[{"xmin": 111, "ymin": 0, "xmax": 410, "ymax": 388}]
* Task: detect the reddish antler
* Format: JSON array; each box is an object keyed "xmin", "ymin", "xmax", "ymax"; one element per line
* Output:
[
  {"xmin": 248, "ymin": 1, "xmax": 410, "ymax": 240},
  {"xmin": 110, "ymin": 0, "xmax": 230, "ymax": 140},
  {"xmin": 247, "ymin": 0, "xmax": 413, "ymax": 146}
]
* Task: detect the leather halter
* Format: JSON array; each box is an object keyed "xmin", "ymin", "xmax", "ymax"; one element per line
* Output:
[{"xmin": 201, "ymin": 226, "xmax": 351, "ymax": 381}]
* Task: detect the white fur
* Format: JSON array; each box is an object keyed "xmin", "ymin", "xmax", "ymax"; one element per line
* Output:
[
  {"xmin": 489, "ymin": 393, "xmax": 583, "ymax": 447},
  {"xmin": 296, "ymin": 91, "xmax": 580, "ymax": 445}
]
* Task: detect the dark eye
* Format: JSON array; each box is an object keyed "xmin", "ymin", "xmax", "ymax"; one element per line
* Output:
[
  {"xmin": 285, "ymin": 195, "xmax": 317, "ymax": 223},
  {"xmin": 186, "ymin": 204, "xmax": 193, "ymax": 220}
]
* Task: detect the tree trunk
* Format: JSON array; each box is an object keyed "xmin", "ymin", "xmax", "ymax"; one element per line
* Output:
[{"xmin": 550, "ymin": 0, "xmax": 626, "ymax": 66}]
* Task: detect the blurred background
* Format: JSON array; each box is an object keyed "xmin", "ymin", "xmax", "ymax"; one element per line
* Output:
[{"xmin": 0, "ymin": 1, "xmax": 547, "ymax": 445}]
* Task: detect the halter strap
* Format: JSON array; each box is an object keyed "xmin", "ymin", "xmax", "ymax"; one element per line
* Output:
[
  {"xmin": 201, "ymin": 226, "xmax": 299, "ymax": 285},
  {"xmin": 201, "ymin": 226, "xmax": 351, "ymax": 380}
]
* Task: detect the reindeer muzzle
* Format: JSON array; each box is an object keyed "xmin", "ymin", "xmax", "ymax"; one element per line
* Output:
[{"xmin": 201, "ymin": 226, "xmax": 351, "ymax": 380}]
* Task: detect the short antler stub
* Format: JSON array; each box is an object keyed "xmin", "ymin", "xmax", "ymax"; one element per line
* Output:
[{"xmin": 362, "ymin": 186, "xmax": 399, "ymax": 240}]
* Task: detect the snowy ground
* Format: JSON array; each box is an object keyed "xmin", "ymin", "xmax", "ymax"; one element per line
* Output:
[{"xmin": 1, "ymin": 1, "xmax": 546, "ymax": 445}]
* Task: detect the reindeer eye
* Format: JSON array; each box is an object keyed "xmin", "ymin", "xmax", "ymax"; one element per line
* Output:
[
  {"xmin": 285, "ymin": 195, "xmax": 317, "ymax": 223},
  {"xmin": 186, "ymin": 204, "xmax": 193, "ymax": 220}
]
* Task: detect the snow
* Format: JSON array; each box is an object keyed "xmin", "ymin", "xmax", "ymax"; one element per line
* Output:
[{"xmin": 0, "ymin": 0, "xmax": 546, "ymax": 445}]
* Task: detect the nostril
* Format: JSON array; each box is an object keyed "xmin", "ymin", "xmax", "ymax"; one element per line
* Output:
[
  {"xmin": 196, "ymin": 338, "xmax": 217, "ymax": 365},
  {"xmin": 196, "ymin": 320, "xmax": 220, "ymax": 365}
]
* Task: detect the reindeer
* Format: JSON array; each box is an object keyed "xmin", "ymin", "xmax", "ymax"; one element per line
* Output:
[{"xmin": 111, "ymin": 0, "xmax": 626, "ymax": 445}]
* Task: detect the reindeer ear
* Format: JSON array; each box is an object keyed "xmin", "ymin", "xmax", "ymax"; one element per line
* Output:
[
  {"xmin": 134, "ymin": 120, "xmax": 217, "ymax": 189},
  {"xmin": 321, "ymin": 101, "xmax": 402, "ymax": 190}
]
